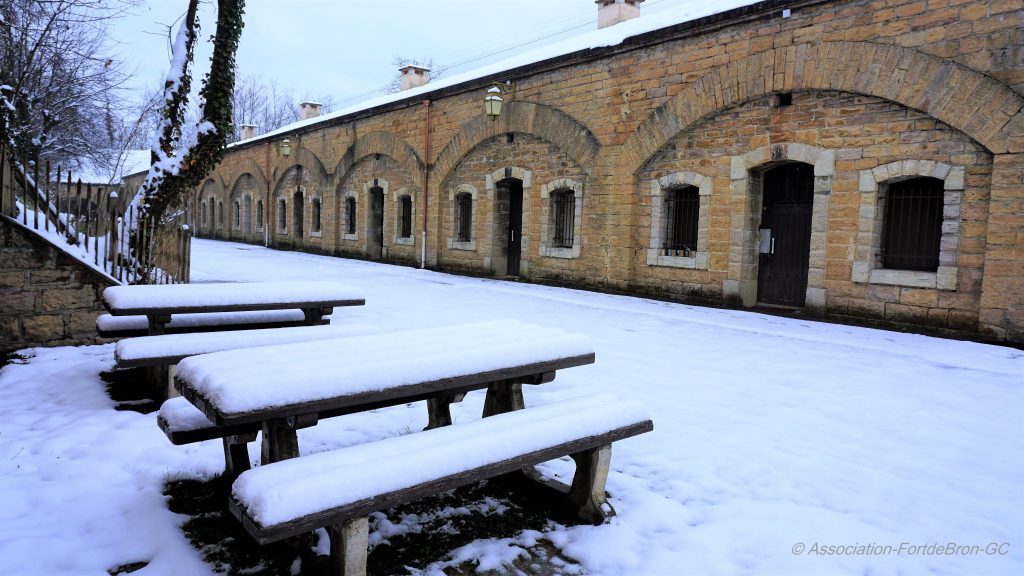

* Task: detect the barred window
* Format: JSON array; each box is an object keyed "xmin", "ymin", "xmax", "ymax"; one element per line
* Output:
[
  {"xmin": 551, "ymin": 189, "xmax": 575, "ymax": 248},
  {"xmin": 218, "ymin": 202, "xmax": 224, "ymax": 226},
  {"xmin": 345, "ymin": 197, "xmax": 356, "ymax": 235},
  {"xmin": 256, "ymin": 200, "xmax": 263, "ymax": 229},
  {"xmin": 882, "ymin": 177, "xmax": 942, "ymax": 272},
  {"xmin": 399, "ymin": 195, "xmax": 412, "ymax": 238},
  {"xmin": 201, "ymin": 202, "xmax": 207, "ymax": 226},
  {"xmin": 278, "ymin": 199, "xmax": 287, "ymax": 230},
  {"xmin": 233, "ymin": 201, "xmax": 241, "ymax": 227},
  {"xmin": 664, "ymin": 186, "xmax": 699, "ymax": 256},
  {"xmin": 455, "ymin": 192, "xmax": 472, "ymax": 242},
  {"xmin": 312, "ymin": 198, "xmax": 322, "ymax": 233}
]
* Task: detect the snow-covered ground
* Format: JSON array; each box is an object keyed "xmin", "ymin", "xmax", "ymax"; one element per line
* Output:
[{"xmin": 1, "ymin": 238, "xmax": 1021, "ymax": 576}]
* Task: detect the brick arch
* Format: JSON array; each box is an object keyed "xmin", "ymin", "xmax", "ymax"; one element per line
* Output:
[
  {"xmin": 624, "ymin": 41, "xmax": 1024, "ymax": 169},
  {"xmin": 269, "ymin": 146, "xmax": 329, "ymax": 190},
  {"xmin": 225, "ymin": 160, "xmax": 267, "ymax": 198},
  {"xmin": 332, "ymin": 131, "xmax": 424, "ymax": 190},
  {"xmin": 433, "ymin": 101, "xmax": 600, "ymax": 184}
]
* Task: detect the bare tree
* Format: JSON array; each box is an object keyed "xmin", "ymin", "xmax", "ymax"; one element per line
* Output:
[
  {"xmin": 0, "ymin": 0, "xmax": 136, "ymax": 171},
  {"xmin": 230, "ymin": 74, "xmax": 337, "ymax": 142}
]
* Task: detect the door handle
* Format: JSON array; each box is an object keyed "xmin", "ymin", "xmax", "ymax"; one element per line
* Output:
[
  {"xmin": 511, "ymin": 230, "xmax": 515, "ymax": 242},
  {"xmin": 770, "ymin": 237, "xmax": 775, "ymax": 255}
]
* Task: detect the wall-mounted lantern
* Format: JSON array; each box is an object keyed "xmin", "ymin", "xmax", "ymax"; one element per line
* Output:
[
  {"xmin": 484, "ymin": 82, "xmax": 516, "ymax": 119},
  {"xmin": 280, "ymin": 139, "xmax": 291, "ymax": 158}
]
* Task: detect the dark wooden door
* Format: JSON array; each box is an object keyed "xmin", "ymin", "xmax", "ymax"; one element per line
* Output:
[
  {"xmin": 369, "ymin": 187, "xmax": 384, "ymax": 259},
  {"xmin": 293, "ymin": 191, "xmax": 304, "ymax": 239},
  {"xmin": 757, "ymin": 163, "xmax": 813, "ymax": 307},
  {"xmin": 507, "ymin": 182, "xmax": 523, "ymax": 276}
]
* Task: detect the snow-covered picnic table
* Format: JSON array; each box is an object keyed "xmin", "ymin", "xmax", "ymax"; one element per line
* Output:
[
  {"xmin": 172, "ymin": 319, "xmax": 597, "ymax": 465},
  {"xmin": 101, "ymin": 280, "xmax": 366, "ymax": 336}
]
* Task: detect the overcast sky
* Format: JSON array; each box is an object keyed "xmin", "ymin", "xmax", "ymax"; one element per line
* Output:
[{"xmin": 109, "ymin": 0, "xmax": 696, "ymax": 109}]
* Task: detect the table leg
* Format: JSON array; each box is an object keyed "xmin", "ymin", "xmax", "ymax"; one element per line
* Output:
[
  {"xmin": 261, "ymin": 418, "xmax": 300, "ymax": 464},
  {"xmin": 424, "ymin": 392, "xmax": 466, "ymax": 430},
  {"xmin": 481, "ymin": 381, "xmax": 524, "ymax": 417},
  {"xmin": 302, "ymin": 307, "xmax": 332, "ymax": 326},
  {"xmin": 222, "ymin": 431, "xmax": 258, "ymax": 480},
  {"xmin": 145, "ymin": 314, "xmax": 172, "ymax": 401}
]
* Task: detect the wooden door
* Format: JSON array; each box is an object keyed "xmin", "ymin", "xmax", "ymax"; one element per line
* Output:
[
  {"xmin": 506, "ymin": 182, "xmax": 523, "ymax": 276},
  {"xmin": 757, "ymin": 163, "xmax": 813, "ymax": 307},
  {"xmin": 369, "ymin": 187, "xmax": 384, "ymax": 259}
]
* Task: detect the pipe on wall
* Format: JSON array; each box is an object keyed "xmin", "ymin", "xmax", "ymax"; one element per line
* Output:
[{"xmin": 421, "ymin": 99, "xmax": 431, "ymax": 269}]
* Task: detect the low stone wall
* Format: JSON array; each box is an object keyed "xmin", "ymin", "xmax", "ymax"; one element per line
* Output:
[{"xmin": 0, "ymin": 216, "xmax": 114, "ymax": 354}]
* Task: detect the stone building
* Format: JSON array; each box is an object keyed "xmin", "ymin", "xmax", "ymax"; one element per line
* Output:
[{"xmin": 176, "ymin": 0, "xmax": 1024, "ymax": 343}]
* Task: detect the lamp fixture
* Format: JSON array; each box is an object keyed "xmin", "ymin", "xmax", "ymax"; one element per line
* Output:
[
  {"xmin": 484, "ymin": 81, "xmax": 516, "ymax": 119},
  {"xmin": 280, "ymin": 139, "xmax": 291, "ymax": 158}
]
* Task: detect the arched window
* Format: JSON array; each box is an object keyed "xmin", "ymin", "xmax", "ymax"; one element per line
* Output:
[
  {"xmin": 398, "ymin": 194, "xmax": 412, "ymax": 239},
  {"xmin": 455, "ymin": 192, "xmax": 472, "ymax": 242},
  {"xmin": 345, "ymin": 196, "xmax": 356, "ymax": 235},
  {"xmin": 550, "ymin": 189, "xmax": 575, "ymax": 248},
  {"xmin": 311, "ymin": 197, "xmax": 322, "ymax": 233},
  {"xmin": 881, "ymin": 177, "xmax": 943, "ymax": 272},
  {"xmin": 256, "ymin": 200, "xmax": 263, "ymax": 230},
  {"xmin": 663, "ymin": 185, "xmax": 699, "ymax": 256}
]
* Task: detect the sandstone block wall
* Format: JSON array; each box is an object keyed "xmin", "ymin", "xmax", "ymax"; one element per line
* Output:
[
  {"xmin": 0, "ymin": 217, "xmax": 113, "ymax": 354},
  {"xmin": 169, "ymin": 0, "xmax": 1022, "ymax": 343}
]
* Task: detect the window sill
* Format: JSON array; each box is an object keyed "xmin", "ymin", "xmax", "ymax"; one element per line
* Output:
[
  {"xmin": 447, "ymin": 239, "xmax": 476, "ymax": 251},
  {"xmin": 395, "ymin": 237, "xmax": 414, "ymax": 246},
  {"xmin": 310, "ymin": 230, "xmax": 322, "ymax": 238},
  {"xmin": 277, "ymin": 229, "xmax": 288, "ymax": 235},
  {"xmin": 853, "ymin": 264, "xmax": 958, "ymax": 290},
  {"xmin": 646, "ymin": 249, "xmax": 708, "ymax": 269},
  {"xmin": 342, "ymin": 233, "xmax": 358, "ymax": 241},
  {"xmin": 540, "ymin": 245, "xmax": 579, "ymax": 259}
]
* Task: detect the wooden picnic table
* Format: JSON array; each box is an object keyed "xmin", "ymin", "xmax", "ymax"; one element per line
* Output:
[
  {"xmin": 102, "ymin": 280, "xmax": 366, "ymax": 336},
  {"xmin": 172, "ymin": 320, "xmax": 596, "ymax": 466}
]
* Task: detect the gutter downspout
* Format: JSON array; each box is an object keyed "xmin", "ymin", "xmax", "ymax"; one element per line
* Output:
[
  {"xmin": 421, "ymin": 99, "xmax": 431, "ymax": 269},
  {"xmin": 264, "ymin": 141, "xmax": 270, "ymax": 247}
]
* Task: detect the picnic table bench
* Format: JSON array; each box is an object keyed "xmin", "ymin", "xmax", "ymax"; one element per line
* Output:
[
  {"xmin": 168, "ymin": 319, "xmax": 652, "ymax": 575},
  {"xmin": 102, "ymin": 280, "xmax": 366, "ymax": 398}
]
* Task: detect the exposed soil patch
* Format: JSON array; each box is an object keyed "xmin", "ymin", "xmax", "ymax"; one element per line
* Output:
[{"xmin": 100, "ymin": 367, "xmax": 161, "ymax": 413}]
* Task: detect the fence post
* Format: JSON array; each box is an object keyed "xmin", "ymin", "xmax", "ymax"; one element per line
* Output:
[
  {"xmin": 108, "ymin": 191, "xmax": 119, "ymax": 273},
  {"xmin": 0, "ymin": 145, "xmax": 10, "ymax": 217}
]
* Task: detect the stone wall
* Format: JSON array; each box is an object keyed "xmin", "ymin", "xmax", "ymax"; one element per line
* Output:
[
  {"xmin": 181, "ymin": 0, "xmax": 1024, "ymax": 343},
  {"xmin": 0, "ymin": 217, "xmax": 114, "ymax": 354}
]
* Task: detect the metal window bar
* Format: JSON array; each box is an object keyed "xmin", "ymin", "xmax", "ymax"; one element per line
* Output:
[
  {"xmin": 552, "ymin": 190, "xmax": 575, "ymax": 248},
  {"xmin": 882, "ymin": 178, "xmax": 943, "ymax": 272},
  {"xmin": 345, "ymin": 197, "xmax": 356, "ymax": 234},
  {"xmin": 456, "ymin": 193, "xmax": 472, "ymax": 242},
  {"xmin": 664, "ymin": 186, "xmax": 699, "ymax": 256},
  {"xmin": 312, "ymin": 199, "xmax": 321, "ymax": 232},
  {"xmin": 400, "ymin": 196, "xmax": 412, "ymax": 238}
]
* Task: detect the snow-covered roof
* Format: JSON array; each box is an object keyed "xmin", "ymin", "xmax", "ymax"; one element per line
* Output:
[
  {"xmin": 232, "ymin": 0, "xmax": 760, "ymax": 148},
  {"xmin": 75, "ymin": 150, "xmax": 152, "ymax": 184}
]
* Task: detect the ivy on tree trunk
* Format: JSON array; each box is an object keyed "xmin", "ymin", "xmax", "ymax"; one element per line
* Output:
[{"xmin": 141, "ymin": 0, "xmax": 245, "ymax": 224}]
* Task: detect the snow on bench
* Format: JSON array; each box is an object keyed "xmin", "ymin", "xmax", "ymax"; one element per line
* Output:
[
  {"xmin": 96, "ymin": 309, "xmax": 309, "ymax": 338},
  {"xmin": 116, "ymin": 323, "xmax": 381, "ymax": 368},
  {"xmin": 228, "ymin": 393, "xmax": 653, "ymax": 575}
]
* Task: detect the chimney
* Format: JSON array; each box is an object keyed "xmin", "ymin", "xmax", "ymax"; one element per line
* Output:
[
  {"xmin": 399, "ymin": 65, "xmax": 431, "ymax": 91},
  {"xmin": 596, "ymin": 0, "xmax": 644, "ymax": 29},
  {"xmin": 240, "ymin": 124, "xmax": 257, "ymax": 140},
  {"xmin": 300, "ymin": 101, "xmax": 322, "ymax": 120}
]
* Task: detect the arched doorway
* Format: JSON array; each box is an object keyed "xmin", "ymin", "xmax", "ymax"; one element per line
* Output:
[
  {"xmin": 756, "ymin": 162, "xmax": 814, "ymax": 307},
  {"xmin": 494, "ymin": 177, "xmax": 523, "ymax": 277}
]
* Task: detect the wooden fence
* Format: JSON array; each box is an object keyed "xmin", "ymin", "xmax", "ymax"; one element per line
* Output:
[{"xmin": 0, "ymin": 150, "xmax": 192, "ymax": 284}]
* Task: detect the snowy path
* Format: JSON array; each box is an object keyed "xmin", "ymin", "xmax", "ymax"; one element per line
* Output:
[{"xmin": 1, "ymin": 238, "xmax": 1021, "ymax": 576}]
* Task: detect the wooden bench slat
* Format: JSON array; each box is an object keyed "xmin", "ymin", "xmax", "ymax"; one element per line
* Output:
[
  {"xmin": 175, "ymin": 320, "xmax": 595, "ymax": 426},
  {"xmin": 116, "ymin": 324, "xmax": 381, "ymax": 367},
  {"xmin": 97, "ymin": 309, "xmax": 311, "ymax": 338},
  {"xmin": 229, "ymin": 394, "xmax": 652, "ymax": 543},
  {"xmin": 102, "ymin": 281, "xmax": 365, "ymax": 316}
]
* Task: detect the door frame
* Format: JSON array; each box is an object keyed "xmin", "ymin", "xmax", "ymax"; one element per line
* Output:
[
  {"xmin": 755, "ymin": 161, "xmax": 814, "ymax": 307},
  {"xmin": 484, "ymin": 166, "xmax": 533, "ymax": 277},
  {"xmin": 724, "ymin": 143, "xmax": 834, "ymax": 314},
  {"xmin": 365, "ymin": 179, "xmax": 387, "ymax": 260}
]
